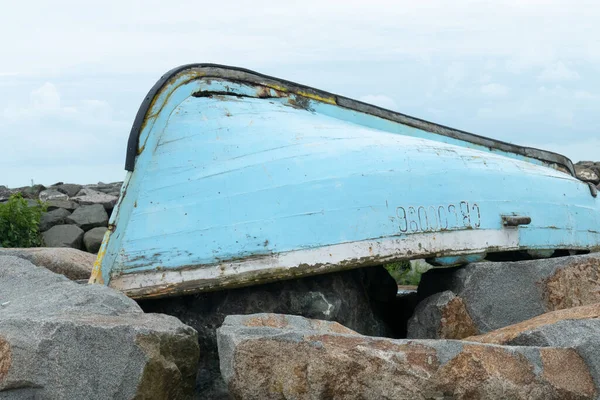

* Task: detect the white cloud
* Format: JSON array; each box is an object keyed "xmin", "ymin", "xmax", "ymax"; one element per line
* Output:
[
  {"xmin": 574, "ymin": 90, "xmax": 596, "ymax": 100},
  {"xmin": 3, "ymin": 82, "xmax": 77, "ymax": 120},
  {"xmin": 480, "ymin": 83, "xmax": 509, "ymax": 97},
  {"xmin": 2, "ymin": 0, "xmax": 597, "ymax": 76},
  {"xmin": 444, "ymin": 62, "xmax": 466, "ymax": 91},
  {"xmin": 479, "ymin": 74, "xmax": 492, "ymax": 84},
  {"xmin": 3, "ymin": 82, "xmax": 112, "ymax": 122},
  {"xmin": 537, "ymin": 61, "xmax": 580, "ymax": 82},
  {"xmin": 358, "ymin": 95, "xmax": 399, "ymax": 111},
  {"xmin": 31, "ymin": 82, "xmax": 61, "ymax": 110}
]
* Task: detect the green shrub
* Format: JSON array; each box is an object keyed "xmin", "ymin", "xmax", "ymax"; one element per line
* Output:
[
  {"xmin": 385, "ymin": 259, "xmax": 430, "ymax": 286},
  {"xmin": 0, "ymin": 193, "xmax": 46, "ymax": 248}
]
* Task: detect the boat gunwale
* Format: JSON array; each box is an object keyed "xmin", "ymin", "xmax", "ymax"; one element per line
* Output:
[{"xmin": 124, "ymin": 63, "xmax": 576, "ymax": 177}]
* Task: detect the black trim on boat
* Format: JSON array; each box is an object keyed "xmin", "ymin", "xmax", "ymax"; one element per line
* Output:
[{"xmin": 125, "ymin": 64, "xmax": 575, "ymax": 176}]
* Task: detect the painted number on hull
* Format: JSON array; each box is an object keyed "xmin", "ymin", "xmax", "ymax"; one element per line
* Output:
[{"xmin": 396, "ymin": 202, "xmax": 481, "ymax": 233}]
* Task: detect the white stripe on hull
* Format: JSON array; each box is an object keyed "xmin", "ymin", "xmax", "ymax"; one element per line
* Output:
[{"xmin": 110, "ymin": 228, "xmax": 519, "ymax": 298}]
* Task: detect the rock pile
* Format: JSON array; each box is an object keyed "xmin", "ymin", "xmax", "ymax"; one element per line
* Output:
[
  {"xmin": 407, "ymin": 253, "xmax": 600, "ymax": 339},
  {"xmin": 214, "ymin": 254, "xmax": 600, "ymax": 399},
  {"xmin": 139, "ymin": 265, "xmax": 400, "ymax": 399},
  {"xmin": 0, "ymin": 181, "xmax": 122, "ymax": 253}
]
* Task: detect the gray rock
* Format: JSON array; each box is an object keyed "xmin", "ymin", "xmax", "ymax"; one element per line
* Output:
[
  {"xmin": 46, "ymin": 199, "xmax": 79, "ymax": 212},
  {"xmin": 85, "ymin": 182, "xmax": 123, "ymax": 195},
  {"xmin": 72, "ymin": 188, "xmax": 118, "ymax": 210},
  {"xmin": 467, "ymin": 303, "xmax": 600, "ymax": 394},
  {"xmin": 66, "ymin": 204, "xmax": 108, "ymax": 231},
  {"xmin": 38, "ymin": 189, "xmax": 69, "ymax": 202},
  {"xmin": 39, "ymin": 208, "xmax": 71, "ymax": 232},
  {"xmin": 42, "ymin": 225, "xmax": 84, "ymax": 249},
  {"xmin": 0, "ymin": 186, "xmax": 11, "ymax": 202},
  {"xmin": 0, "ymin": 247, "xmax": 95, "ymax": 280},
  {"xmin": 12, "ymin": 184, "xmax": 46, "ymax": 199},
  {"xmin": 139, "ymin": 266, "xmax": 398, "ymax": 399},
  {"xmin": 576, "ymin": 161, "xmax": 600, "ymax": 179},
  {"xmin": 83, "ymin": 227, "xmax": 108, "ymax": 253},
  {"xmin": 575, "ymin": 165, "xmax": 600, "ymax": 184},
  {"xmin": 412, "ymin": 254, "xmax": 600, "ymax": 337},
  {"xmin": 25, "ymin": 199, "xmax": 41, "ymax": 208},
  {"xmin": 218, "ymin": 313, "xmax": 597, "ymax": 400},
  {"xmin": 407, "ymin": 290, "xmax": 478, "ymax": 339},
  {"xmin": 53, "ymin": 183, "xmax": 83, "ymax": 198},
  {"xmin": 0, "ymin": 255, "xmax": 198, "ymax": 399}
]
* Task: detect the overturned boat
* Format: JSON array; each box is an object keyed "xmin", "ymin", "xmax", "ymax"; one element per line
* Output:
[{"xmin": 90, "ymin": 64, "xmax": 600, "ymax": 298}]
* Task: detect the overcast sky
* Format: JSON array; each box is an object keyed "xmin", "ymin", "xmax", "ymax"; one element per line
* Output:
[{"xmin": 1, "ymin": 0, "xmax": 599, "ymax": 187}]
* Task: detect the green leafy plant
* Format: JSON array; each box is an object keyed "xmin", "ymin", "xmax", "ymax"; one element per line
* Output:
[
  {"xmin": 385, "ymin": 259, "xmax": 430, "ymax": 286},
  {"xmin": 0, "ymin": 193, "xmax": 46, "ymax": 248}
]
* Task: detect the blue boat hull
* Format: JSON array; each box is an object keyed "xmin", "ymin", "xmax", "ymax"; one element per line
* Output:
[{"xmin": 91, "ymin": 65, "xmax": 600, "ymax": 298}]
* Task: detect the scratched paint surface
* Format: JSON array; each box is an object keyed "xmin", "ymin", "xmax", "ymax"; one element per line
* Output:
[{"xmin": 93, "ymin": 75, "xmax": 600, "ymax": 295}]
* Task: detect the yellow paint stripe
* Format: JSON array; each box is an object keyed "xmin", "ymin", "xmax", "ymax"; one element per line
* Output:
[
  {"xmin": 89, "ymin": 230, "xmax": 112, "ymax": 285},
  {"xmin": 266, "ymin": 84, "xmax": 337, "ymax": 105}
]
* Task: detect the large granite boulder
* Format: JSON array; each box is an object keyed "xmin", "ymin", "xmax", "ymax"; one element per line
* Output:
[
  {"xmin": 577, "ymin": 161, "xmax": 600, "ymax": 176},
  {"xmin": 38, "ymin": 189, "xmax": 68, "ymax": 202},
  {"xmin": 85, "ymin": 182, "xmax": 123, "ymax": 197},
  {"xmin": 39, "ymin": 208, "xmax": 71, "ymax": 232},
  {"xmin": 408, "ymin": 254, "xmax": 600, "ymax": 339},
  {"xmin": 46, "ymin": 199, "xmax": 79, "ymax": 212},
  {"xmin": 0, "ymin": 247, "xmax": 95, "ymax": 280},
  {"xmin": 42, "ymin": 225, "xmax": 85, "ymax": 249},
  {"xmin": 72, "ymin": 188, "xmax": 118, "ymax": 211},
  {"xmin": 66, "ymin": 204, "xmax": 108, "ymax": 231},
  {"xmin": 139, "ymin": 266, "xmax": 398, "ymax": 399},
  {"xmin": 52, "ymin": 183, "xmax": 83, "ymax": 198},
  {"xmin": 0, "ymin": 255, "xmax": 198, "ymax": 399},
  {"xmin": 467, "ymin": 302, "xmax": 600, "ymax": 392},
  {"xmin": 83, "ymin": 227, "xmax": 108, "ymax": 253},
  {"xmin": 12, "ymin": 184, "xmax": 45, "ymax": 199},
  {"xmin": 575, "ymin": 164, "xmax": 600, "ymax": 184},
  {"xmin": 217, "ymin": 313, "xmax": 597, "ymax": 400},
  {"xmin": 408, "ymin": 290, "xmax": 478, "ymax": 339}
]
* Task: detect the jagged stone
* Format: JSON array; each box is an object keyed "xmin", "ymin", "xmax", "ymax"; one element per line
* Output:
[
  {"xmin": 72, "ymin": 188, "xmax": 118, "ymax": 211},
  {"xmin": 0, "ymin": 247, "xmax": 94, "ymax": 280},
  {"xmin": 66, "ymin": 204, "xmax": 108, "ymax": 231},
  {"xmin": 83, "ymin": 227, "xmax": 108, "ymax": 253},
  {"xmin": 39, "ymin": 208, "xmax": 71, "ymax": 232},
  {"xmin": 410, "ymin": 254, "xmax": 600, "ymax": 338},
  {"xmin": 575, "ymin": 165, "xmax": 600, "ymax": 184},
  {"xmin": 217, "ymin": 313, "xmax": 597, "ymax": 400},
  {"xmin": 46, "ymin": 199, "xmax": 79, "ymax": 212},
  {"xmin": 38, "ymin": 189, "xmax": 68, "ymax": 202},
  {"xmin": 12, "ymin": 184, "xmax": 46, "ymax": 199},
  {"xmin": 42, "ymin": 225, "xmax": 84, "ymax": 249},
  {"xmin": 52, "ymin": 183, "xmax": 83, "ymax": 198},
  {"xmin": 576, "ymin": 162, "xmax": 600, "ymax": 182},
  {"xmin": 0, "ymin": 255, "xmax": 198, "ymax": 399},
  {"xmin": 25, "ymin": 199, "xmax": 41, "ymax": 208},
  {"xmin": 467, "ymin": 303, "xmax": 600, "ymax": 393},
  {"xmin": 85, "ymin": 182, "xmax": 123, "ymax": 195},
  {"xmin": 407, "ymin": 290, "xmax": 478, "ymax": 339}
]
